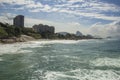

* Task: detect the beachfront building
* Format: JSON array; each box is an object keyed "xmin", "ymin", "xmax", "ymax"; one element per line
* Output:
[
  {"xmin": 13, "ymin": 15, "xmax": 24, "ymax": 27},
  {"xmin": 33, "ymin": 24, "xmax": 55, "ymax": 34},
  {"xmin": 33, "ymin": 24, "xmax": 55, "ymax": 38}
]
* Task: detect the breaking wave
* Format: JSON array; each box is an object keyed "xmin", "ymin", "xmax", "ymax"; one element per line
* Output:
[
  {"xmin": 0, "ymin": 39, "xmax": 120, "ymax": 80},
  {"xmin": 90, "ymin": 57, "xmax": 120, "ymax": 68},
  {"xmin": 30, "ymin": 69, "xmax": 120, "ymax": 80},
  {"xmin": 0, "ymin": 40, "xmax": 92, "ymax": 55}
]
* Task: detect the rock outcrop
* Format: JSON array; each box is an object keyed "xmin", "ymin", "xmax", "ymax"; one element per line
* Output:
[{"xmin": 0, "ymin": 35, "xmax": 35, "ymax": 43}]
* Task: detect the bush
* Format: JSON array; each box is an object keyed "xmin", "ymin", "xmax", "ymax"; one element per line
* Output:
[
  {"xmin": 14, "ymin": 27, "xmax": 22, "ymax": 37},
  {"xmin": 27, "ymin": 33, "xmax": 41, "ymax": 39},
  {"xmin": 0, "ymin": 26, "xmax": 8, "ymax": 38},
  {"xmin": 22, "ymin": 28, "xmax": 35, "ymax": 35}
]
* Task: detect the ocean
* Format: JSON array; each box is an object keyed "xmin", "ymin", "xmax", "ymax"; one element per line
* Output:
[{"xmin": 0, "ymin": 39, "xmax": 120, "ymax": 80}]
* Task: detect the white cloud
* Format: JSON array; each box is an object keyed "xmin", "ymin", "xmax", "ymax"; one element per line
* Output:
[
  {"xmin": 44, "ymin": 5, "xmax": 51, "ymax": 10},
  {"xmin": 58, "ymin": 9, "xmax": 120, "ymax": 21},
  {"xmin": 89, "ymin": 21, "xmax": 120, "ymax": 37},
  {"xmin": 0, "ymin": 13, "xmax": 16, "ymax": 24},
  {"xmin": 54, "ymin": 0, "xmax": 120, "ymax": 21},
  {"xmin": 0, "ymin": 12, "xmax": 86, "ymax": 34},
  {"xmin": 0, "ymin": 0, "xmax": 28, "ymax": 5},
  {"xmin": 89, "ymin": 1, "xmax": 120, "ymax": 12},
  {"xmin": 29, "ymin": 4, "xmax": 52, "ymax": 12},
  {"xmin": 29, "ymin": 0, "xmax": 120, "ymax": 21},
  {"xmin": 0, "ymin": 0, "xmax": 120, "ymax": 36},
  {"xmin": 26, "ymin": 2, "xmax": 43, "ymax": 8},
  {"xmin": 25, "ymin": 17, "xmax": 87, "ymax": 33},
  {"xmin": 2, "ymin": 12, "xmax": 120, "ymax": 37},
  {"xmin": 51, "ymin": 8, "xmax": 59, "ymax": 12},
  {"xmin": 0, "ymin": 0, "xmax": 120, "ymax": 21},
  {"xmin": 29, "ymin": 9, "xmax": 41, "ymax": 12},
  {"xmin": 67, "ymin": 0, "xmax": 85, "ymax": 3}
]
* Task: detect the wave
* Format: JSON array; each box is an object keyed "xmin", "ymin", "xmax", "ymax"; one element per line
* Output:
[
  {"xmin": 0, "ymin": 39, "xmax": 92, "ymax": 55},
  {"xmin": 31, "ymin": 69, "xmax": 120, "ymax": 80},
  {"xmin": 0, "ymin": 58, "xmax": 2, "ymax": 61},
  {"xmin": 41, "ymin": 55, "xmax": 80, "ymax": 60},
  {"xmin": 0, "ymin": 42, "xmax": 43, "ymax": 55},
  {"xmin": 90, "ymin": 57, "xmax": 120, "ymax": 68},
  {"xmin": 31, "ymin": 40, "xmax": 81, "ymax": 44}
]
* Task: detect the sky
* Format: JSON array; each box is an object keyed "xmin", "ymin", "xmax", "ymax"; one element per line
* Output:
[{"xmin": 0, "ymin": 0, "xmax": 120, "ymax": 37}]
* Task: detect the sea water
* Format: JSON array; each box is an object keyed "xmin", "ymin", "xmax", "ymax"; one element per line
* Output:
[{"xmin": 0, "ymin": 39, "xmax": 120, "ymax": 80}]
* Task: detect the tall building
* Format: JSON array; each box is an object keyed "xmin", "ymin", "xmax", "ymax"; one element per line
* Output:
[
  {"xmin": 33, "ymin": 24, "xmax": 55, "ymax": 34},
  {"xmin": 13, "ymin": 15, "xmax": 24, "ymax": 27}
]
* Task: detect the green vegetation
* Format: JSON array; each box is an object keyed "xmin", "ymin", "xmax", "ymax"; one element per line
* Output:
[
  {"xmin": 40, "ymin": 31, "xmax": 54, "ymax": 39},
  {"xmin": 0, "ymin": 26, "xmax": 8, "ymax": 38},
  {"xmin": 54, "ymin": 33, "xmax": 95, "ymax": 40},
  {"xmin": 27, "ymin": 33, "xmax": 41, "ymax": 39},
  {"xmin": 0, "ymin": 22, "xmax": 96, "ymax": 42},
  {"xmin": 21, "ymin": 28, "xmax": 41, "ymax": 39},
  {"xmin": 0, "ymin": 22, "xmax": 41, "ymax": 39},
  {"xmin": 0, "ymin": 22, "xmax": 22, "ymax": 38}
]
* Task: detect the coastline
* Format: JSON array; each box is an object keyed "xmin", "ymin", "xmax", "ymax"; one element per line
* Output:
[
  {"xmin": 0, "ymin": 35, "xmax": 102, "ymax": 44},
  {"xmin": 0, "ymin": 22, "xmax": 102, "ymax": 44}
]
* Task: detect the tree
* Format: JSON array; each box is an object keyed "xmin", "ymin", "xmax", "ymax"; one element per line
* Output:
[
  {"xmin": 0, "ymin": 26, "xmax": 8, "ymax": 38},
  {"xmin": 14, "ymin": 27, "xmax": 21, "ymax": 37}
]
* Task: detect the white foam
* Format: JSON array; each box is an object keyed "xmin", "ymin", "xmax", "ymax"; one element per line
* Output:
[
  {"xmin": 0, "ymin": 39, "xmax": 102, "ymax": 55},
  {"xmin": 62, "ymin": 55, "xmax": 80, "ymax": 59},
  {"xmin": 32, "ymin": 69, "xmax": 120, "ymax": 80},
  {"xmin": 0, "ymin": 58, "xmax": 2, "ymax": 61},
  {"xmin": 69, "ymin": 69, "xmax": 120, "ymax": 80},
  {"xmin": 31, "ymin": 40, "xmax": 81, "ymax": 44},
  {"xmin": 42, "ymin": 55, "xmax": 80, "ymax": 60},
  {"xmin": 0, "ymin": 40, "xmax": 86, "ymax": 55},
  {"xmin": 0, "ymin": 42, "xmax": 43, "ymax": 55},
  {"xmin": 90, "ymin": 57, "xmax": 120, "ymax": 67}
]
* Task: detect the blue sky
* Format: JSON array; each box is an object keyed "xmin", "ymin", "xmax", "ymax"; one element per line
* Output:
[{"xmin": 0, "ymin": 0, "xmax": 120, "ymax": 37}]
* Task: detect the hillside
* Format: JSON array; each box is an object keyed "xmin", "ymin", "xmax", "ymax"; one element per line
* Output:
[{"xmin": 0, "ymin": 22, "xmax": 41, "ymax": 43}]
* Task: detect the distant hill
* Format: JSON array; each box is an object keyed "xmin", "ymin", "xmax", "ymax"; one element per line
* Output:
[{"xmin": 75, "ymin": 31, "xmax": 83, "ymax": 36}]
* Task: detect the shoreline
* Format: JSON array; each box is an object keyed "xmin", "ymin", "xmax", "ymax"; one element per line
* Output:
[{"xmin": 0, "ymin": 35, "xmax": 102, "ymax": 44}]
